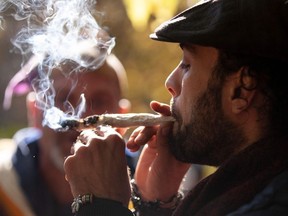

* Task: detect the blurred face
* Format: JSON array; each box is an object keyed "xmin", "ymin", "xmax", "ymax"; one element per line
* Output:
[
  {"xmin": 166, "ymin": 44, "xmax": 244, "ymax": 166},
  {"xmin": 38, "ymin": 62, "xmax": 123, "ymax": 170}
]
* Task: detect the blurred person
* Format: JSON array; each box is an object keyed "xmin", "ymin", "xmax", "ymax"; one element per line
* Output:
[
  {"xmin": 63, "ymin": 0, "xmax": 288, "ymax": 215},
  {"xmin": 0, "ymin": 53, "xmax": 134, "ymax": 216}
]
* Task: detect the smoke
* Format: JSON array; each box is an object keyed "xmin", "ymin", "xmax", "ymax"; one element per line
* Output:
[
  {"xmin": 4, "ymin": 0, "xmax": 116, "ymax": 130},
  {"xmin": 11, "ymin": 0, "xmax": 115, "ymax": 67},
  {"xmin": 0, "ymin": 0, "xmax": 9, "ymax": 28}
]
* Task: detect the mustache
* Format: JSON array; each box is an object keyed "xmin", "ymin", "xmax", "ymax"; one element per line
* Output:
[
  {"xmin": 170, "ymin": 99, "xmax": 180, "ymax": 121},
  {"xmin": 170, "ymin": 98, "xmax": 187, "ymax": 134}
]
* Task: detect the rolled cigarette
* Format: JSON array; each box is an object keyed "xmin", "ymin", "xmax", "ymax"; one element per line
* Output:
[{"xmin": 60, "ymin": 113, "xmax": 175, "ymax": 131}]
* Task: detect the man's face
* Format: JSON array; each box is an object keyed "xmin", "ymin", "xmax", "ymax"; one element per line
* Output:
[
  {"xmin": 39, "ymin": 63, "xmax": 122, "ymax": 170},
  {"xmin": 165, "ymin": 44, "xmax": 245, "ymax": 166}
]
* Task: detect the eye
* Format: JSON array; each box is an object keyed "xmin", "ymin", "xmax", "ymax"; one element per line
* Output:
[{"xmin": 180, "ymin": 62, "xmax": 191, "ymax": 72}]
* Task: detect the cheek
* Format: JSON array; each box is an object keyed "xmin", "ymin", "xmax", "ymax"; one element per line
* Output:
[
  {"xmin": 176, "ymin": 79, "xmax": 203, "ymax": 125},
  {"xmin": 176, "ymin": 96, "xmax": 192, "ymax": 125}
]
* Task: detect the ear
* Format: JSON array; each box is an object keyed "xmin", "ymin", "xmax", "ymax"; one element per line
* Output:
[
  {"xmin": 228, "ymin": 67, "xmax": 257, "ymax": 114},
  {"xmin": 118, "ymin": 98, "xmax": 131, "ymax": 114}
]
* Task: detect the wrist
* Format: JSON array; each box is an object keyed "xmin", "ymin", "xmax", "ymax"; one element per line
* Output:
[
  {"xmin": 71, "ymin": 194, "xmax": 94, "ymax": 213},
  {"xmin": 132, "ymin": 179, "xmax": 181, "ymax": 202},
  {"xmin": 130, "ymin": 179, "xmax": 183, "ymax": 211},
  {"xmin": 71, "ymin": 194, "xmax": 131, "ymax": 214}
]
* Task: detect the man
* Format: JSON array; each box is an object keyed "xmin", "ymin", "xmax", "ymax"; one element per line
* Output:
[
  {"xmin": 0, "ymin": 53, "xmax": 132, "ymax": 216},
  {"xmin": 64, "ymin": 0, "xmax": 288, "ymax": 215}
]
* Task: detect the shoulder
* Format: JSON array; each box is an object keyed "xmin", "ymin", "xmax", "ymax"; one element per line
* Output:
[
  {"xmin": 0, "ymin": 127, "xmax": 42, "ymax": 173},
  {"xmin": 13, "ymin": 127, "xmax": 42, "ymax": 147},
  {"xmin": 228, "ymin": 169, "xmax": 288, "ymax": 216},
  {"xmin": 12, "ymin": 127, "xmax": 42, "ymax": 156}
]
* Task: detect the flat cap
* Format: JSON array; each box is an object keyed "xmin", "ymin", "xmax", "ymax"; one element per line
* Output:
[{"xmin": 150, "ymin": 0, "xmax": 288, "ymax": 62}]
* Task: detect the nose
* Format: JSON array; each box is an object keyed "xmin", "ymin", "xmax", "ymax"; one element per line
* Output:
[{"xmin": 165, "ymin": 65, "xmax": 181, "ymax": 97}]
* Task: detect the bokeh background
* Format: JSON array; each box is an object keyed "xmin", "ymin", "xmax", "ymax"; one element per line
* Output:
[{"xmin": 0, "ymin": 0, "xmax": 197, "ymax": 138}]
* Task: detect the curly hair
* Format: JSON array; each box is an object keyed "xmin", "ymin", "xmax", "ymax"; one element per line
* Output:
[{"xmin": 212, "ymin": 50, "xmax": 288, "ymax": 136}]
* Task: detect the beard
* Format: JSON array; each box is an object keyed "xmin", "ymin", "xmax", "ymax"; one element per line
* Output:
[{"xmin": 169, "ymin": 82, "xmax": 246, "ymax": 166}]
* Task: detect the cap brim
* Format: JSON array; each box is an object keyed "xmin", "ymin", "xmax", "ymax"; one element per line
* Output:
[
  {"xmin": 150, "ymin": 0, "xmax": 226, "ymax": 43},
  {"xmin": 150, "ymin": 0, "xmax": 288, "ymax": 63}
]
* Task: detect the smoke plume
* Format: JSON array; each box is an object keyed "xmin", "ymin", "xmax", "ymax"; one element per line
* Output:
[{"xmin": 3, "ymin": 0, "xmax": 115, "ymax": 130}]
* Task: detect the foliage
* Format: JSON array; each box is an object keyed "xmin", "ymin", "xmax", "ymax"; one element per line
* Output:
[
  {"xmin": 99, "ymin": 0, "xmax": 191, "ymax": 112},
  {"xmin": 123, "ymin": 0, "xmax": 179, "ymax": 31}
]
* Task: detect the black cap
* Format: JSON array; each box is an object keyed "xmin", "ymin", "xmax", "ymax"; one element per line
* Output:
[{"xmin": 150, "ymin": 0, "xmax": 288, "ymax": 62}]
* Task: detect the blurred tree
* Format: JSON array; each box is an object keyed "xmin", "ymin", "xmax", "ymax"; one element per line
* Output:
[
  {"xmin": 123, "ymin": 0, "xmax": 179, "ymax": 31},
  {"xmin": 96, "ymin": 0, "xmax": 188, "ymax": 113}
]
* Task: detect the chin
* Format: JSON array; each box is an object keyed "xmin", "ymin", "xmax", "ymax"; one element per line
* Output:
[{"xmin": 168, "ymin": 123, "xmax": 222, "ymax": 166}]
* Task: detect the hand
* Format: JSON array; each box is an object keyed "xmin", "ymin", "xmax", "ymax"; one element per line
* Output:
[
  {"xmin": 127, "ymin": 101, "xmax": 190, "ymax": 202},
  {"xmin": 64, "ymin": 126, "xmax": 131, "ymax": 206}
]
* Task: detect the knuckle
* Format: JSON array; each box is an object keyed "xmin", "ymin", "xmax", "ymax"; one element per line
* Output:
[
  {"xmin": 64, "ymin": 155, "xmax": 78, "ymax": 175},
  {"xmin": 75, "ymin": 145, "xmax": 90, "ymax": 158}
]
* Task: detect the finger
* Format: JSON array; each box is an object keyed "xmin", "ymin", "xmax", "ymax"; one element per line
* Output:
[
  {"xmin": 76, "ymin": 134, "xmax": 87, "ymax": 144},
  {"xmin": 126, "ymin": 126, "xmax": 143, "ymax": 150},
  {"xmin": 127, "ymin": 126, "xmax": 156, "ymax": 151},
  {"xmin": 150, "ymin": 101, "xmax": 171, "ymax": 116},
  {"xmin": 71, "ymin": 140, "xmax": 85, "ymax": 154},
  {"xmin": 78, "ymin": 127, "xmax": 111, "ymax": 144},
  {"xmin": 80, "ymin": 129, "xmax": 104, "ymax": 140},
  {"xmin": 129, "ymin": 126, "xmax": 144, "ymax": 139},
  {"xmin": 79, "ymin": 127, "xmax": 123, "ymax": 152},
  {"xmin": 72, "ymin": 130, "xmax": 103, "ymax": 155},
  {"xmin": 134, "ymin": 126, "xmax": 156, "ymax": 144},
  {"xmin": 100, "ymin": 126, "xmax": 121, "ymax": 138}
]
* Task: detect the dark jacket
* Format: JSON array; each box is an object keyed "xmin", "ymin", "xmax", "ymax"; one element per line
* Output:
[
  {"xmin": 12, "ymin": 128, "xmax": 73, "ymax": 216},
  {"xmin": 0, "ymin": 127, "xmax": 72, "ymax": 216},
  {"xmin": 77, "ymin": 137, "xmax": 288, "ymax": 216}
]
